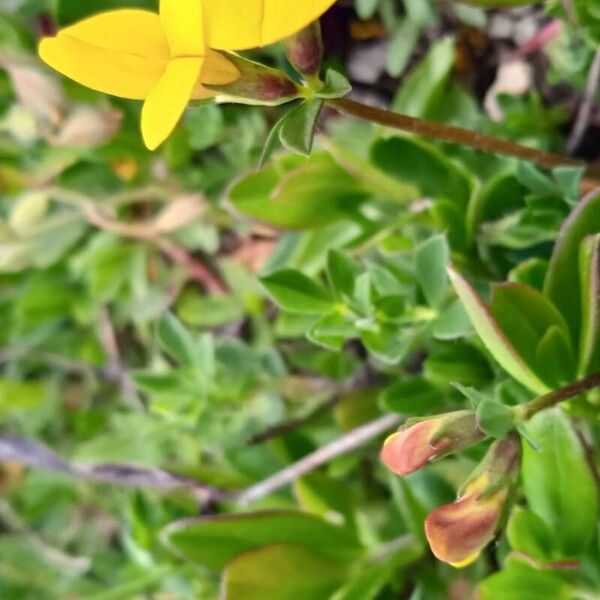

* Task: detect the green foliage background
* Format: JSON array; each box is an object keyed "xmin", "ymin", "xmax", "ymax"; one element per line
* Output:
[{"xmin": 1, "ymin": 0, "xmax": 600, "ymax": 598}]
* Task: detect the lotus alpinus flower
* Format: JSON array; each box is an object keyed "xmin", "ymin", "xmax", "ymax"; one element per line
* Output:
[
  {"xmin": 425, "ymin": 433, "xmax": 520, "ymax": 567},
  {"xmin": 39, "ymin": 0, "xmax": 336, "ymax": 149},
  {"xmin": 380, "ymin": 410, "xmax": 486, "ymax": 476}
]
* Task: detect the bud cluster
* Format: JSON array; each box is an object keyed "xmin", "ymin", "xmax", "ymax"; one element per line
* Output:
[{"xmin": 381, "ymin": 411, "xmax": 520, "ymax": 567}]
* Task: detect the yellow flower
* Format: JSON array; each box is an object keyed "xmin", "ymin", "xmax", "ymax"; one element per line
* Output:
[{"xmin": 39, "ymin": 0, "xmax": 336, "ymax": 150}]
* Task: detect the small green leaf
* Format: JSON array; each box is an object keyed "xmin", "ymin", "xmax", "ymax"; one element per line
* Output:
[
  {"xmin": 327, "ymin": 249, "xmax": 361, "ymax": 299},
  {"xmin": 157, "ymin": 313, "xmax": 204, "ymax": 370},
  {"xmin": 535, "ymin": 325, "xmax": 575, "ymax": 388},
  {"xmin": 317, "ymin": 70, "xmax": 352, "ymax": 99},
  {"xmin": 308, "ymin": 311, "xmax": 355, "ymax": 351},
  {"xmin": 279, "ymin": 99, "xmax": 324, "ymax": 155},
  {"xmin": 261, "ymin": 269, "xmax": 335, "ymax": 314},
  {"xmin": 452, "ymin": 383, "xmax": 488, "ymax": 409},
  {"xmin": 476, "ymin": 399, "xmax": 514, "ymax": 439},
  {"xmin": 259, "ymin": 111, "xmax": 287, "ymax": 167},
  {"xmin": 414, "ymin": 234, "xmax": 449, "ymax": 309}
]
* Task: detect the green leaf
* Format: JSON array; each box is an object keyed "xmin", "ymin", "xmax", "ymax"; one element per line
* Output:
[
  {"xmin": 476, "ymin": 399, "xmax": 514, "ymax": 438},
  {"xmin": 535, "ymin": 325, "xmax": 575, "ymax": 388},
  {"xmin": 293, "ymin": 473, "xmax": 356, "ymax": 532},
  {"xmin": 506, "ymin": 508, "xmax": 553, "ymax": 562},
  {"xmin": 544, "ymin": 190, "xmax": 600, "ymax": 346},
  {"xmin": 480, "ymin": 559, "xmax": 571, "ymax": 600},
  {"xmin": 222, "ymin": 543, "xmax": 351, "ymax": 600},
  {"xmin": 578, "ymin": 234, "xmax": 600, "ymax": 375},
  {"xmin": 414, "ymin": 234, "xmax": 449, "ymax": 309},
  {"xmin": 0, "ymin": 379, "xmax": 45, "ymax": 414},
  {"xmin": 448, "ymin": 267, "xmax": 550, "ymax": 394},
  {"xmin": 432, "ymin": 300, "xmax": 473, "ymax": 340},
  {"xmin": 259, "ymin": 111, "xmax": 288, "ymax": 168},
  {"xmin": 279, "ymin": 100, "xmax": 324, "ymax": 156},
  {"xmin": 317, "ymin": 70, "xmax": 352, "ymax": 99},
  {"xmin": 162, "ymin": 510, "xmax": 362, "ymax": 570},
  {"xmin": 489, "ymin": 283, "xmax": 575, "ymax": 387},
  {"xmin": 370, "ymin": 137, "xmax": 472, "ymax": 206},
  {"xmin": 522, "ymin": 409, "xmax": 599, "ymax": 557},
  {"xmin": 308, "ymin": 311, "xmax": 356, "ymax": 351},
  {"xmin": 426, "ymin": 343, "xmax": 493, "ymax": 388},
  {"xmin": 392, "ymin": 37, "xmax": 455, "ymax": 118},
  {"xmin": 157, "ymin": 313, "xmax": 205, "ymax": 371},
  {"xmin": 176, "ymin": 290, "xmax": 244, "ymax": 327},
  {"xmin": 380, "ymin": 377, "xmax": 444, "ymax": 416},
  {"xmin": 230, "ymin": 153, "xmax": 369, "ymax": 229},
  {"xmin": 452, "ymin": 382, "xmax": 488, "ymax": 409},
  {"xmin": 262, "ymin": 269, "xmax": 335, "ymax": 314},
  {"xmin": 467, "ymin": 172, "xmax": 527, "ymax": 236},
  {"xmin": 386, "ymin": 20, "xmax": 421, "ymax": 78},
  {"xmin": 327, "ymin": 249, "xmax": 361, "ymax": 299}
]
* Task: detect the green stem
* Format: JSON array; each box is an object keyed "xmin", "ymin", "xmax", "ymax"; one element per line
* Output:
[
  {"xmin": 327, "ymin": 97, "xmax": 600, "ymax": 178},
  {"xmin": 518, "ymin": 372, "xmax": 600, "ymax": 421}
]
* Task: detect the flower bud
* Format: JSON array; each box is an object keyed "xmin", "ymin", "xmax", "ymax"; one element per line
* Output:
[
  {"xmin": 425, "ymin": 433, "xmax": 520, "ymax": 567},
  {"xmin": 380, "ymin": 411, "xmax": 485, "ymax": 476},
  {"xmin": 204, "ymin": 53, "xmax": 300, "ymax": 106},
  {"xmin": 284, "ymin": 22, "xmax": 324, "ymax": 79}
]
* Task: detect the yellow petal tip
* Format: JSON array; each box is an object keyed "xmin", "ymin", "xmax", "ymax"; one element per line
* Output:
[{"xmin": 450, "ymin": 552, "xmax": 480, "ymax": 569}]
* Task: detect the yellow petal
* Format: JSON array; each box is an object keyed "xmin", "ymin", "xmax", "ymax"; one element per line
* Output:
[
  {"xmin": 60, "ymin": 9, "xmax": 169, "ymax": 59},
  {"xmin": 191, "ymin": 51, "xmax": 239, "ymax": 99},
  {"xmin": 450, "ymin": 552, "xmax": 480, "ymax": 569},
  {"xmin": 160, "ymin": 0, "xmax": 204, "ymax": 57},
  {"xmin": 201, "ymin": 50, "xmax": 240, "ymax": 85},
  {"xmin": 204, "ymin": 0, "xmax": 337, "ymax": 50},
  {"xmin": 141, "ymin": 57, "xmax": 202, "ymax": 150},
  {"xmin": 39, "ymin": 34, "xmax": 165, "ymax": 100}
]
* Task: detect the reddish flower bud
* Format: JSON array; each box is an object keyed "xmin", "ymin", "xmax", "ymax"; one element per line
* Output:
[
  {"xmin": 380, "ymin": 411, "xmax": 485, "ymax": 476},
  {"xmin": 425, "ymin": 433, "xmax": 520, "ymax": 567},
  {"xmin": 205, "ymin": 53, "xmax": 300, "ymax": 106},
  {"xmin": 284, "ymin": 22, "xmax": 324, "ymax": 79}
]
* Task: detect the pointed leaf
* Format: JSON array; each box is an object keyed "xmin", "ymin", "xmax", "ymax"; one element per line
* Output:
[{"xmin": 448, "ymin": 267, "xmax": 549, "ymax": 394}]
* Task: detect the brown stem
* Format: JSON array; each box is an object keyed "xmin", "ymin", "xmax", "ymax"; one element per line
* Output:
[
  {"xmin": 158, "ymin": 240, "xmax": 228, "ymax": 295},
  {"xmin": 520, "ymin": 372, "xmax": 600, "ymax": 420},
  {"xmin": 327, "ymin": 97, "xmax": 600, "ymax": 179}
]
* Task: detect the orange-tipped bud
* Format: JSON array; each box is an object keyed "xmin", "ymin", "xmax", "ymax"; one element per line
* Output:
[
  {"xmin": 380, "ymin": 411, "xmax": 485, "ymax": 476},
  {"xmin": 284, "ymin": 22, "xmax": 324, "ymax": 78},
  {"xmin": 425, "ymin": 433, "xmax": 520, "ymax": 567}
]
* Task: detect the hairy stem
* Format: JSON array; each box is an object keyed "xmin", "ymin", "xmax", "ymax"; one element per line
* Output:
[
  {"xmin": 327, "ymin": 97, "xmax": 600, "ymax": 178},
  {"xmin": 519, "ymin": 372, "xmax": 600, "ymax": 420}
]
